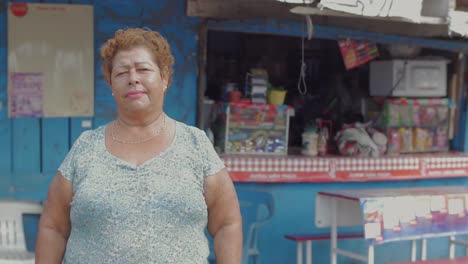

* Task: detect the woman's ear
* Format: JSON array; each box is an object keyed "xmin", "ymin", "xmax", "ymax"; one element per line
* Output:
[{"xmin": 163, "ymin": 79, "xmax": 168, "ymax": 93}]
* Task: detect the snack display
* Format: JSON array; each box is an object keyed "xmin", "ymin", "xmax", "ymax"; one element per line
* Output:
[
  {"xmin": 225, "ymin": 102, "xmax": 290, "ymax": 155},
  {"xmin": 379, "ymin": 98, "xmax": 452, "ymax": 154},
  {"xmin": 386, "ymin": 128, "xmax": 401, "ymax": 155}
]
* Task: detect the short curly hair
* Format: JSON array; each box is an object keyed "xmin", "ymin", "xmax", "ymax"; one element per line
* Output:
[{"xmin": 100, "ymin": 28, "xmax": 174, "ymax": 89}]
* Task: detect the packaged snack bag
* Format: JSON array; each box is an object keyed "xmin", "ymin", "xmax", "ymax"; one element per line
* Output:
[
  {"xmin": 434, "ymin": 126, "xmax": 448, "ymax": 150},
  {"xmin": 385, "ymin": 103, "xmax": 401, "ymax": 126},
  {"xmin": 400, "ymin": 105, "xmax": 412, "ymax": 127},
  {"xmin": 411, "ymin": 105, "xmax": 421, "ymax": 127},
  {"xmin": 414, "ymin": 128, "xmax": 429, "ymax": 152},
  {"xmin": 400, "ymin": 128, "xmax": 413, "ymax": 153},
  {"xmin": 387, "ymin": 128, "xmax": 401, "ymax": 155},
  {"xmin": 436, "ymin": 106, "xmax": 449, "ymax": 125},
  {"xmin": 421, "ymin": 106, "xmax": 437, "ymax": 126}
]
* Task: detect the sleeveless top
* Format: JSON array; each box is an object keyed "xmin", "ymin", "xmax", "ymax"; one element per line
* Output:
[{"xmin": 59, "ymin": 121, "xmax": 225, "ymax": 263}]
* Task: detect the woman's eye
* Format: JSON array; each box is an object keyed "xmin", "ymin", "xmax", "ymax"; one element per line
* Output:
[
  {"xmin": 138, "ymin": 68, "xmax": 149, "ymax": 71},
  {"xmin": 116, "ymin": 72, "xmax": 127, "ymax": 76}
]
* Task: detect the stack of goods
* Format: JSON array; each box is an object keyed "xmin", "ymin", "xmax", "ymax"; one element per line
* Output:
[
  {"xmin": 247, "ymin": 68, "xmax": 268, "ymax": 104},
  {"xmin": 335, "ymin": 124, "xmax": 387, "ymax": 158},
  {"xmin": 302, "ymin": 119, "xmax": 332, "ymax": 157},
  {"xmin": 225, "ymin": 102, "xmax": 290, "ymax": 155},
  {"xmin": 378, "ymin": 98, "xmax": 452, "ymax": 155}
]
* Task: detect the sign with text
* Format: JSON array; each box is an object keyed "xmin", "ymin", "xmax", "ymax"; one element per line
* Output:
[{"xmin": 10, "ymin": 72, "xmax": 43, "ymax": 117}]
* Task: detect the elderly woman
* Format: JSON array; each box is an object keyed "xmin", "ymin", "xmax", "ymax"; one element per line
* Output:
[{"xmin": 35, "ymin": 28, "xmax": 242, "ymax": 263}]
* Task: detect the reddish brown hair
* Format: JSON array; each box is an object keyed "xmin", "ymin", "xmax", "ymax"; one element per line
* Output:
[{"xmin": 100, "ymin": 28, "xmax": 174, "ymax": 89}]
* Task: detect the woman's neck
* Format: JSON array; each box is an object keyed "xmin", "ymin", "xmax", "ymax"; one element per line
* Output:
[{"xmin": 117, "ymin": 110, "xmax": 165, "ymax": 128}]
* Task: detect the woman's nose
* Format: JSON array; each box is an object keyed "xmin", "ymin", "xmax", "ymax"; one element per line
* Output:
[{"xmin": 128, "ymin": 70, "xmax": 140, "ymax": 85}]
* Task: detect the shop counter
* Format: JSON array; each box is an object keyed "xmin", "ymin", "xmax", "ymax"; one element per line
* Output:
[{"xmin": 221, "ymin": 152, "xmax": 468, "ymax": 183}]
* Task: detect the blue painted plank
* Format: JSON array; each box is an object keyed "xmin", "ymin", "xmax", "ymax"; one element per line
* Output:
[
  {"xmin": 23, "ymin": 213, "xmax": 41, "ymax": 251},
  {"xmin": 0, "ymin": 177, "xmax": 12, "ymax": 198},
  {"xmin": 0, "ymin": 48, "xmax": 6, "ymax": 70},
  {"xmin": 13, "ymin": 172, "xmax": 51, "ymax": 201},
  {"xmin": 165, "ymin": 70, "xmax": 197, "ymax": 125},
  {"xmin": 12, "ymin": 119, "xmax": 41, "ymax": 175},
  {"xmin": 71, "ymin": 0, "xmax": 93, "ymax": 4},
  {"xmin": 0, "ymin": 1, "xmax": 12, "ymax": 199},
  {"xmin": 41, "ymin": 118, "xmax": 69, "ymax": 173},
  {"xmin": 9, "ymin": 0, "xmax": 40, "ymax": 3},
  {"xmin": 0, "ymin": 0, "xmax": 6, "ymax": 114},
  {"xmin": 462, "ymin": 109, "xmax": 468, "ymax": 151},
  {"xmin": 0, "ymin": 0, "xmax": 7, "ymax": 166},
  {"xmin": 0, "ymin": 69, "xmax": 6, "ymax": 94},
  {"xmin": 44, "ymin": 0, "xmax": 69, "ymax": 3},
  {"xmin": 207, "ymin": 19, "xmax": 468, "ymax": 52},
  {"xmin": 0, "ymin": 118, "xmax": 12, "ymax": 198},
  {"xmin": 94, "ymin": 98, "xmax": 117, "ymax": 118},
  {"xmin": 0, "ymin": 78, "xmax": 7, "ymax": 120},
  {"xmin": 95, "ymin": 78, "xmax": 112, "ymax": 98},
  {"xmin": 92, "ymin": 117, "xmax": 113, "ymax": 129},
  {"xmin": 0, "ymin": 118, "xmax": 12, "ymax": 173},
  {"xmin": 95, "ymin": 21, "xmax": 142, "ymax": 38},
  {"xmin": 70, "ymin": 117, "xmax": 94, "ymax": 145},
  {"xmin": 94, "ymin": 1, "xmax": 142, "ymax": 19}
]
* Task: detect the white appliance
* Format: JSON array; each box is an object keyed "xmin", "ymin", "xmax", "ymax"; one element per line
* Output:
[{"xmin": 369, "ymin": 60, "xmax": 448, "ymax": 97}]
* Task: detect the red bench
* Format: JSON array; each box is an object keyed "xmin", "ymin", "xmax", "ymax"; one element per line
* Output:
[
  {"xmin": 284, "ymin": 232, "xmax": 364, "ymax": 264},
  {"xmin": 388, "ymin": 256, "xmax": 468, "ymax": 264}
]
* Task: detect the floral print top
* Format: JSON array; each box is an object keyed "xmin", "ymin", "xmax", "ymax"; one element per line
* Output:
[{"xmin": 59, "ymin": 121, "xmax": 225, "ymax": 264}]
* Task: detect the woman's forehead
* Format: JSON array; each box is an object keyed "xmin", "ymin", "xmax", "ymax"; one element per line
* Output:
[{"xmin": 113, "ymin": 47, "xmax": 157, "ymax": 67}]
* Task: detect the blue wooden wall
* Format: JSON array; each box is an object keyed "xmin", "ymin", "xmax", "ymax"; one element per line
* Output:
[{"xmin": 2, "ymin": 0, "xmax": 468, "ymax": 263}]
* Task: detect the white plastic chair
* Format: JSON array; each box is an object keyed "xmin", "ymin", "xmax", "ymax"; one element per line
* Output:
[
  {"xmin": 0, "ymin": 200, "xmax": 42, "ymax": 264},
  {"xmin": 238, "ymin": 190, "xmax": 274, "ymax": 264},
  {"xmin": 207, "ymin": 190, "xmax": 274, "ymax": 264}
]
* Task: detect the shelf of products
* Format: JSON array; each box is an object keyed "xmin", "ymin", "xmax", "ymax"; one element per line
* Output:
[
  {"xmin": 224, "ymin": 102, "xmax": 290, "ymax": 155},
  {"xmin": 378, "ymin": 98, "xmax": 452, "ymax": 154},
  {"xmin": 221, "ymin": 152, "xmax": 468, "ymax": 183}
]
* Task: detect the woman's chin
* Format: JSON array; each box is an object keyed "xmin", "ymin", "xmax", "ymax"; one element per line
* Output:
[{"xmin": 121, "ymin": 103, "xmax": 151, "ymax": 113}]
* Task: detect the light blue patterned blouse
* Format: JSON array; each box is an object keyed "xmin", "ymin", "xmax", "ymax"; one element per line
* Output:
[{"xmin": 59, "ymin": 121, "xmax": 225, "ymax": 264}]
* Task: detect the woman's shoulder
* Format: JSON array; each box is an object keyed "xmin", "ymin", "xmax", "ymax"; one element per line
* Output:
[
  {"xmin": 73, "ymin": 125, "xmax": 106, "ymax": 147},
  {"xmin": 176, "ymin": 121, "xmax": 203, "ymax": 134},
  {"xmin": 175, "ymin": 121, "xmax": 208, "ymax": 144}
]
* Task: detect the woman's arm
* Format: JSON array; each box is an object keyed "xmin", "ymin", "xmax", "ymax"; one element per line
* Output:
[
  {"xmin": 35, "ymin": 172, "xmax": 73, "ymax": 264},
  {"xmin": 205, "ymin": 169, "xmax": 243, "ymax": 264}
]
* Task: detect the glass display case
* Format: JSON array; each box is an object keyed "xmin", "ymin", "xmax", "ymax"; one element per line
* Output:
[
  {"xmin": 378, "ymin": 98, "xmax": 452, "ymax": 154},
  {"xmin": 225, "ymin": 102, "xmax": 290, "ymax": 155}
]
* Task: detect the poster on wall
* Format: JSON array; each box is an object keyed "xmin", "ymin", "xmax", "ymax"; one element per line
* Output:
[
  {"xmin": 8, "ymin": 3, "xmax": 94, "ymax": 117},
  {"xmin": 10, "ymin": 72, "xmax": 43, "ymax": 117}
]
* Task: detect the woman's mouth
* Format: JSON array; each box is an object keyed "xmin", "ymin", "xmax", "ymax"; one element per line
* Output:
[{"xmin": 125, "ymin": 91, "xmax": 145, "ymax": 99}]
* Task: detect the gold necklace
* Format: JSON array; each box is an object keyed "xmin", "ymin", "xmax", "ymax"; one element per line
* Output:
[{"xmin": 111, "ymin": 114, "xmax": 166, "ymax": 144}]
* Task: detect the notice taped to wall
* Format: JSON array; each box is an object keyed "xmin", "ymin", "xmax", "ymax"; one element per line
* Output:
[
  {"xmin": 8, "ymin": 3, "xmax": 94, "ymax": 117},
  {"xmin": 10, "ymin": 72, "xmax": 43, "ymax": 117}
]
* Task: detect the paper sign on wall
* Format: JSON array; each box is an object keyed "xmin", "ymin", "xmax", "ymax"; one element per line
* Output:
[
  {"xmin": 8, "ymin": 3, "xmax": 94, "ymax": 117},
  {"xmin": 10, "ymin": 72, "xmax": 43, "ymax": 117}
]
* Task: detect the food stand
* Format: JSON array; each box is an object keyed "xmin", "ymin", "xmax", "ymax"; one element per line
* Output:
[{"xmin": 195, "ymin": 5, "xmax": 468, "ymax": 262}]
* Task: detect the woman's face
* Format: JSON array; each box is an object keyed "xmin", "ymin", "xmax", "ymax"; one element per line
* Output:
[{"xmin": 110, "ymin": 46, "xmax": 167, "ymax": 114}]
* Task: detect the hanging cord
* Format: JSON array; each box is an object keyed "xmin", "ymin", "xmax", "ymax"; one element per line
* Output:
[{"xmin": 297, "ymin": 15, "xmax": 313, "ymax": 95}]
